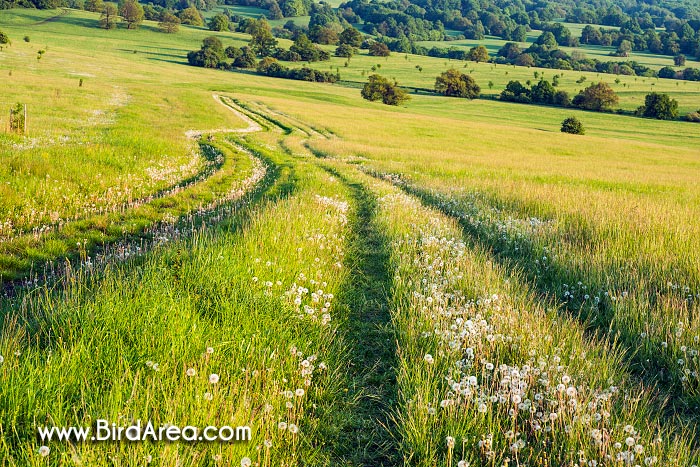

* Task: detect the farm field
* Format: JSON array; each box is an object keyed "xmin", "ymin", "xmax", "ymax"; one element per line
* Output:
[{"xmin": 0, "ymin": 6, "xmax": 699, "ymax": 467}]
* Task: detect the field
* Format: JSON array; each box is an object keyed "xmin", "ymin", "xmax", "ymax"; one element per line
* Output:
[{"xmin": 0, "ymin": 7, "xmax": 699, "ymax": 466}]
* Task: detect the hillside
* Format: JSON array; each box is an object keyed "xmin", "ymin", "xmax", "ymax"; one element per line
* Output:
[{"xmin": 0, "ymin": 6, "xmax": 699, "ymax": 467}]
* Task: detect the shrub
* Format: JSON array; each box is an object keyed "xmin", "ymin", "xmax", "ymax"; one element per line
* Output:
[
  {"xmin": 434, "ymin": 69, "xmax": 480, "ymax": 99},
  {"xmin": 23, "ymin": 36, "xmax": 30, "ymax": 42},
  {"xmin": 685, "ymin": 111, "xmax": 700, "ymax": 122},
  {"xmin": 208, "ymin": 14, "xmax": 229, "ymax": 32},
  {"xmin": 335, "ymin": 43, "xmax": 355, "ymax": 58},
  {"xmin": 233, "ymin": 47, "xmax": 257, "ymax": 68},
  {"xmin": 158, "ymin": 13, "xmax": 180, "ymax": 33},
  {"xmin": 361, "ymin": 74, "xmax": 410, "ymax": 105},
  {"xmin": 339, "ymin": 27, "xmax": 362, "ymax": 48},
  {"xmin": 0, "ymin": 30, "xmax": 10, "ymax": 44},
  {"xmin": 637, "ymin": 92, "xmax": 679, "ymax": 120},
  {"xmin": 572, "ymin": 82, "xmax": 618, "ymax": 111},
  {"xmin": 561, "ymin": 117, "xmax": 584, "ymax": 135},
  {"xmin": 369, "ymin": 42, "xmax": 390, "ymax": 57}
]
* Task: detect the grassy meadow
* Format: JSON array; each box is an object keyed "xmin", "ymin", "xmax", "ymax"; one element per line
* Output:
[{"xmin": 0, "ymin": 6, "xmax": 699, "ymax": 466}]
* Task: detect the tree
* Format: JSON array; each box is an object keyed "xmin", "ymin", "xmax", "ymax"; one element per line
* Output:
[
  {"xmin": 674, "ymin": 54, "xmax": 686, "ymax": 66},
  {"xmin": 268, "ymin": 1, "xmax": 283, "ymax": 20},
  {"xmin": 158, "ymin": 12, "xmax": 180, "ymax": 33},
  {"xmin": 0, "ymin": 30, "xmax": 9, "ymax": 45},
  {"xmin": 247, "ymin": 18, "xmax": 277, "ymax": 57},
  {"xmin": 361, "ymin": 74, "xmax": 410, "ymax": 105},
  {"xmin": 84, "ymin": 0, "xmax": 104, "ymax": 12},
  {"xmin": 290, "ymin": 33, "xmax": 329, "ymax": 61},
  {"xmin": 119, "ymin": 0, "xmax": 144, "ymax": 30},
  {"xmin": 615, "ymin": 39, "xmax": 632, "ymax": 57},
  {"xmin": 335, "ymin": 43, "xmax": 355, "ymax": 58},
  {"xmin": 572, "ymin": 82, "xmax": 618, "ymax": 111},
  {"xmin": 658, "ymin": 66, "xmax": 677, "ymax": 79},
  {"xmin": 561, "ymin": 117, "xmax": 584, "ymax": 134},
  {"xmin": 208, "ymin": 13, "xmax": 229, "ymax": 31},
  {"xmin": 99, "ymin": 3, "xmax": 119, "ymax": 30},
  {"xmin": 434, "ymin": 69, "xmax": 480, "ymax": 98},
  {"xmin": 530, "ymin": 79, "xmax": 555, "ymax": 104},
  {"xmin": 187, "ymin": 37, "xmax": 227, "ymax": 68},
  {"xmin": 310, "ymin": 25, "xmax": 339, "ymax": 45},
  {"xmin": 500, "ymin": 80, "xmax": 530, "ymax": 103},
  {"xmin": 498, "ymin": 42, "xmax": 521, "ymax": 60},
  {"xmin": 369, "ymin": 42, "xmax": 390, "ymax": 57},
  {"xmin": 142, "ymin": 3, "xmax": 159, "ymax": 20},
  {"xmin": 638, "ymin": 92, "xmax": 679, "ymax": 120},
  {"xmin": 339, "ymin": 27, "xmax": 362, "ymax": 47},
  {"xmin": 515, "ymin": 53, "xmax": 535, "ymax": 67},
  {"xmin": 536, "ymin": 31, "xmax": 558, "ymax": 49},
  {"xmin": 467, "ymin": 45, "xmax": 489, "ymax": 62},
  {"xmin": 179, "ymin": 6, "xmax": 203, "ymax": 26},
  {"xmin": 233, "ymin": 46, "xmax": 257, "ymax": 68}
]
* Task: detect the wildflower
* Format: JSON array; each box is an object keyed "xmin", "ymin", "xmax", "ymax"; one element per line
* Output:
[
  {"xmin": 204, "ymin": 392, "xmax": 213, "ymax": 401},
  {"xmin": 446, "ymin": 436, "xmax": 455, "ymax": 448},
  {"xmin": 145, "ymin": 455, "xmax": 153, "ymax": 463},
  {"xmin": 458, "ymin": 461, "xmax": 470, "ymax": 467},
  {"xmin": 206, "ymin": 347, "xmax": 214, "ymax": 354},
  {"xmin": 428, "ymin": 407, "xmax": 437, "ymax": 415},
  {"xmin": 241, "ymin": 457, "xmax": 252, "ymax": 467},
  {"xmin": 39, "ymin": 446, "xmax": 50, "ymax": 457},
  {"xmin": 289, "ymin": 424, "xmax": 299, "ymax": 434},
  {"xmin": 295, "ymin": 388, "xmax": 305, "ymax": 397},
  {"xmin": 478, "ymin": 403, "xmax": 488, "ymax": 413},
  {"xmin": 625, "ymin": 437, "xmax": 635, "ymax": 447},
  {"xmin": 209, "ymin": 373, "xmax": 220, "ymax": 384},
  {"xmin": 424, "ymin": 354, "xmax": 434, "ymax": 364},
  {"xmin": 186, "ymin": 368, "xmax": 196, "ymax": 377},
  {"xmin": 0, "ymin": 355, "xmax": 3, "ymax": 364},
  {"xmin": 278, "ymin": 422, "xmax": 287, "ymax": 431},
  {"xmin": 264, "ymin": 440, "xmax": 272, "ymax": 448}
]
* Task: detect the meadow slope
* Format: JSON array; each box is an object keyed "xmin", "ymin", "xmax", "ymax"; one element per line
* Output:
[{"xmin": 0, "ymin": 8, "xmax": 699, "ymax": 466}]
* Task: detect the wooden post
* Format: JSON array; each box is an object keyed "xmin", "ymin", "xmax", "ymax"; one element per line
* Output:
[
  {"xmin": 9, "ymin": 107, "xmax": 12, "ymax": 133},
  {"xmin": 24, "ymin": 104, "xmax": 27, "ymax": 135}
]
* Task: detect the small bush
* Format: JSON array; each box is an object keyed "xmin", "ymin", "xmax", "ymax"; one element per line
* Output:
[
  {"xmin": 685, "ymin": 111, "xmax": 700, "ymax": 123},
  {"xmin": 23, "ymin": 36, "xmax": 30, "ymax": 42},
  {"xmin": 561, "ymin": 117, "xmax": 584, "ymax": 135}
]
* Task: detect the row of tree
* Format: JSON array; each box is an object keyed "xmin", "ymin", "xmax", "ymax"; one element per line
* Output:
[{"xmin": 497, "ymin": 77, "xmax": 685, "ymax": 120}]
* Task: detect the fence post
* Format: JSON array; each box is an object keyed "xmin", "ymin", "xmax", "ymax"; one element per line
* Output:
[{"xmin": 24, "ymin": 104, "xmax": 27, "ymax": 134}]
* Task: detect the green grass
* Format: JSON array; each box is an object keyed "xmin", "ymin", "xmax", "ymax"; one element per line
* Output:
[{"xmin": 0, "ymin": 7, "xmax": 699, "ymax": 465}]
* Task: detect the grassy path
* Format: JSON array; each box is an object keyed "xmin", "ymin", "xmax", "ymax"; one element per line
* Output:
[
  {"xmin": 326, "ymin": 170, "xmax": 399, "ymax": 466},
  {"xmin": 0, "ymin": 96, "xmax": 268, "ymax": 286}
]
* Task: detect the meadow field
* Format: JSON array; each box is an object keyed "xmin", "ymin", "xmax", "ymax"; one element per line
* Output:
[{"xmin": 0, "ymin": 7, "xmax": 699, "ymax": 466}]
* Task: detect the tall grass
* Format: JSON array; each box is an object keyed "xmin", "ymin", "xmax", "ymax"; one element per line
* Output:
[
  {"xmin": 335, "ymin": 165, "xmax": 699, "ymax": 466},
  {"xmin": 0, "ymin": 152, "xmax": 351, "ymax": 466}
]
